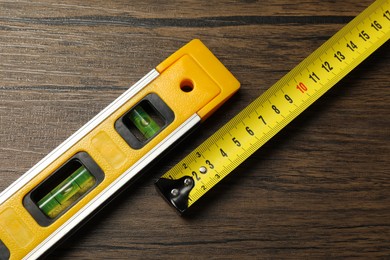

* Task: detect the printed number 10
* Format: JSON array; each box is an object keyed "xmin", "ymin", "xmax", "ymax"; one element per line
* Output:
[{"xmin": 296, "ymin": 82, "xmax": 308, "ymax": 93}]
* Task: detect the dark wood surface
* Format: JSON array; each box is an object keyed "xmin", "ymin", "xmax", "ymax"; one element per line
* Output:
[{"xmin": 0, "ymin": 0, "xmax": 389, "ymax": 259}]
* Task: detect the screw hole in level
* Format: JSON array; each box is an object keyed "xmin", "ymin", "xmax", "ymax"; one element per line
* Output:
[{"xmin": 180, "ymin": 79, "xmax": 194, "ymax": 92}]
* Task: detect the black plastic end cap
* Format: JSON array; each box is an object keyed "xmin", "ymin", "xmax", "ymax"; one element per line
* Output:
[{"xmin": 155, "ymin": 176, "xmax": 195, "ymax": 215}]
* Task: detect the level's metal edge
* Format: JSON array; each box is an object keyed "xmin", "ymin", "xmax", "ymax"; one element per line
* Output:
[
  {"xmin": 0, "ymin": 69, "xmax": 160, "ymax": 205},
  {"xmin": 24, "ymin": 113, "xmax": 201, "ymax": 260}
]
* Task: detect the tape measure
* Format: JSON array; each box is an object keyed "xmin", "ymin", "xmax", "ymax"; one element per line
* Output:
[
  {"xmin": 0, "ymin": 40, "xmax": 239, "ymax": 260},
  {"xmin": 155, "ymin": 0, "xmax": 390, "ymax": 214}
]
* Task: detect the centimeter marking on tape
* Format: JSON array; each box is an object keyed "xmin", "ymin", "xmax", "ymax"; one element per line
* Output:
[{"xmin": 155, "ymin": 0, "xmax": 390, "ymax": 214}]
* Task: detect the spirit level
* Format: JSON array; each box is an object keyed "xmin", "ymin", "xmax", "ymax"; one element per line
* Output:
[
  {"xmin": 0, "ymin": 39, "xmax": 240, "ymax": 260},
  {"xmin": 156, "ymin": 0, "xmax": 389, "ymax": 214}
]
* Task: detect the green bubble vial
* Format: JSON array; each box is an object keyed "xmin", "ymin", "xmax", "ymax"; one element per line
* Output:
[
  {"xmin": 129, "ymin": 105, "xmax": 161, "ymax": 139},
  {"xmin": 37, "ymin": 166, "xmax": 95, "ymax": 219}
]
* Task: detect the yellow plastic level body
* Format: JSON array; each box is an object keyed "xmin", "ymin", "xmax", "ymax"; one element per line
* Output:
[{"xmin": 0, "ymin": 39, "xmax": 240, "ymax": 260}]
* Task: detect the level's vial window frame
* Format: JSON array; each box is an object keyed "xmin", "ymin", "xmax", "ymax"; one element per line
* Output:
[
  {"xmin": 0, "ymin": 239, "xmax": 10, "ymax": 260},
  {"xmin": 23, "ymin": 152, "xmax": 105, "ymax": 227},
  {"xmin": 115, "ymin": 93, "xmax": 174, "ymax": 149}
]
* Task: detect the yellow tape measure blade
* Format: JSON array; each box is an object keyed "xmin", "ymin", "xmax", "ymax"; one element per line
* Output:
[{"xmin": 156, "ymin": 0, "xmax": 390, "ymax": 214}]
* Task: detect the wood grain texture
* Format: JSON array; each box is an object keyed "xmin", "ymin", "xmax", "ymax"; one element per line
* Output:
[{"xmin": 0, "ymin": 0, "xmax": 389, "ymax": 259}]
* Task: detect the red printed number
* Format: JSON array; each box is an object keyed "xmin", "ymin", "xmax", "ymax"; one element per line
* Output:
[{"xmin": 296, "ymin": 82, "xmax": 308, "ymax": 93}]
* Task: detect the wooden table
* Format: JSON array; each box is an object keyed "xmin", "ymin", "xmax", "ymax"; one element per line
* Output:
[{"xmin": 0, "ymin": 0, "xmax": 389, "ymax": 258}]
